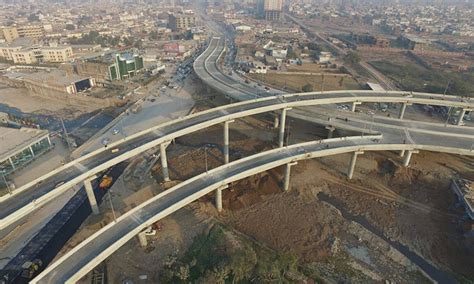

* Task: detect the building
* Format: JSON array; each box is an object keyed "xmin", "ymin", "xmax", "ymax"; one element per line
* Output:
[
  {"xmin": 374, "ymin": 37, "xmax": 390, "ymax": 48},
  {"xmin": 9, "ymin": 46, "xmax": 73, "ymax": 64},
  {"xmin": 109, "ymin": 53, "xmax": 145, "ymax": 80},
  {"xmin": 76, "ymin": 52, "xmax": 144, "ymax": 82},
  {"xmin": 1, "ymin": 27, "xmax": 19, "ymax": 43},
  {"xmin": 168, "ymin": 13, "xmax": 197, "ymax": 31},
  {"xmin": 256, "ymin": 0, "xmax": 283, "ymax": 20},
  {"xmin": 21, "ymin": 70, "xmax": 96, "ymax": 96},
  {"xmin": 0, "ymin": 126, "xmax": 52, "ymax": 177},
  {"xmin": 16, "ymin": 25, "xmax": 45, "ymax": 39},
  {"xmin": 41, "ymin": 46, "xmax": 73, "ymax": 63},
  {"xmin": 318, "ymin": 51, "xmax": 333, "ymax": 63},
  {"xmin": 0, "ymin": 39, "xmax": 73, "ymax": 64},
  {"xmin": 0, "ymin": 25, "xmax": 46, "ymax": 43}
]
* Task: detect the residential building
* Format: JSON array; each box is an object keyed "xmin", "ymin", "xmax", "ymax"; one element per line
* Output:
[
  {"xmin": 1, "ymin": 27, "xmax": 19, "ymax": 43},
  {"xmin": 0, "ymin": 25, "xmax": 46, "ymax": 43},
  {"xmin": 0, "ymin": 42, "xmax": 73, "ymax": 64},
  {"xmin": 256, "ymin": 0, "xmax": 283, "ymax": 20},
  {"xmin": 41, "ymin": 46, "xmax": 73, "ymax": 63},
  {"xmin": 16, "ymin": 25, "xmax": 45, "ymax": 39},
  {"xmin": 168, "ymin": 13, "xmax": 197, "ymax": 31}
]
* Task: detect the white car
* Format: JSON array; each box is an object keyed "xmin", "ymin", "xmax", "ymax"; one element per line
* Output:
[{"xmin": 112, "ymin": 129, "xmax": 120, "ymax": 135}]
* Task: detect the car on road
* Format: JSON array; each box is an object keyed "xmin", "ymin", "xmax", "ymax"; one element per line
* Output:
[
  {"xmin": 112, "ymin": 129, "xmax": 120, "ymax": 135},
  {"xmin": 55, "ymin": 181, "xmax": 65, "ymax": 188},
  {"xmin": 102, "ymin": 137, "xmax": 110, "ymax": 145}
]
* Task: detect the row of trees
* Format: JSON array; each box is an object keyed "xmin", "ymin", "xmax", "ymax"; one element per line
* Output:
[{"xmin": 69, "ymin": 31, "xmax": 143, "ymax": 48}]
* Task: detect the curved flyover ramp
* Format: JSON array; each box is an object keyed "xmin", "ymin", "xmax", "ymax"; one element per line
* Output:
[
  {"xmin": 32, "ymin": 134, "xmax": 474, "ymax": 283},
  {"xmin": 2, "ymin": 91, "xmax": 472, "ymax": 231}
]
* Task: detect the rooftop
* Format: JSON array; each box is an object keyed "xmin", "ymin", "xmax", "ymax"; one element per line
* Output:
[
  {"xmin": 21, "ymin": 70, "xmax": 91, "ymax": 87},
  {"xmin": 0, "ymin": 126, "xmax": 49, "ymax": 162}
]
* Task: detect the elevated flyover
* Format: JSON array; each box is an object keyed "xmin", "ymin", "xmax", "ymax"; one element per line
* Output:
[
  {"xmin": 1, "ymin": 90, "xmax": 473, "ymax": 231},
  {"xmin": 26, "ymin": 37, "xmax": 474, "ymax": 283},
  {"xmin": 31, "ymin": 133, "xmax": 474, "ymax": 283}
]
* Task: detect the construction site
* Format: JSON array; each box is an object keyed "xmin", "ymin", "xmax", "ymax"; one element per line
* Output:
[{"xmin": 49, "ymin": 85, "xmax": 474, "ymax": 284}]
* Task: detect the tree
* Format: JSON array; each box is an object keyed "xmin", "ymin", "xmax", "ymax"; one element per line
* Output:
[
  {"xmin": 149, "ymin": 30, "xmax": 159, "ymax": 40},
  {"xmin": 339, "ymin": 77, "xmax": 345, "ymax": 87},
  {"xmin": 307, "ymin": 42, "xmax": 322, "ymax": 52},
  {"xmin": 28, "ymin": 14, "xmax": 39, "ymax": 22},
  {"xmin": 302, "ymin": 84, "xmax": 313, "ymax": 92},
  {"xmin": 343, "ymin": 51, "xmax": 361, "ymax": 65},
  {"xmin": 65, "ymin": 24, "xmax": 75, "ymax": 31}
]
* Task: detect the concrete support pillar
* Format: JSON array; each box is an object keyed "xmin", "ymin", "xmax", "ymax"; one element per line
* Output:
[
  {"xmin": 347, "ymin": 151, "xmax": 364, "ymax": 179},
  {"xmin": 403, "ymin": 150, "xmax": 419, "ymax": 167},
  {"xmin": 278, "ymin": 108, "xmax": 291, "ymax": 148},
  {"xmin": 29, "ymin": 146, "xmax": 35, "ymax": 157},
  {"xmin": 283, "ymin": 162, "xmax": 298, "ymax": 191},
  {"xmin": 273, "ymin": 116, "xmax": 279, "ymax": 128},
  {"xmin": 351, "ymin": 101, "xmax": 361, "ymax": 112},
  {"xmin": 223, "ymin": 120, "xmax": 234, "ymax": 164},
  {"xmin": 399, "ymin": 150, "xmax": 406, "ymax": 157},
  {"xmin": 160, "ymin": 142, "xmax": 170, "ymax": 182},
  {"xmin": 325, "ymin": 126, "xmax": 335, "ymax": 139},
  {"xmin": 84, "ymin": 177, "xmax": 99, "ymax": 215},
  {"xmin": 215, "ymin": 185, "xmax": 228, "ymax": 213},
  {"xmin": 8, "ymin": 157, "xmax": 15, "ymax": 169},
  {"xmin": 457, "ymin": 109, "xmax": 466, "ymax": 126},
  {"xmin": 399, "ymin": 103, "xmax": 408, "ymax": 119},
  {"xmin": 137, "ymin": 231, "xmax": 148, "ymax": 248},
  {"xmin": 46, "ymin": 136, "xmax": 52, "ymax": 146}
]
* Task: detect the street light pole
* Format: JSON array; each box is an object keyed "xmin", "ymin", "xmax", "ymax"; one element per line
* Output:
[
  {"xmin": 204, "ymin": 145, "xmax": 208, "ymax": 173},
  {"xmin": 108, "ymin": 189, "xmax": 117, "ymax": 222}
]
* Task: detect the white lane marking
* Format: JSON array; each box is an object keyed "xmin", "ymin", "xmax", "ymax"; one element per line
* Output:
[{"xmin": 404, "ymin": 128, "xmax": 415, "ymax": 144}]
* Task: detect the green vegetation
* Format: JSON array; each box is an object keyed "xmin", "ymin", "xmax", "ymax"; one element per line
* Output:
[
  {"xmin": 370, "ymin": 60, "xmax": 474, "ymax": 97},
  {"xmin": 28, "ymin": 13, "xmax": 40, "ymax": 22},
  {"xmin": 343, "ymin": 51, "xmax": 361, "ymax": 65},
  {"xmin": 160, "ymin": 224, "xmax": 307, "ymax": 283},
  {"xmin": 302, "ymin": 83, "xmax": 314, "ymax": 92},
  {"xmin": 69, "ymin": 31, "xmax": 142, "ymax": 48}
]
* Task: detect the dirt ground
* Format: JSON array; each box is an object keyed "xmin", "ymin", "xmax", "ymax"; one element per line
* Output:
[
  {"xmin": 249, "ymin": 73, "xmax": 362, "ymax": 92},
  {"xmin": 56, "ymin": 88, "xmax": 473, "ymax": 283},
  {"xmin": 0, "ymin": 84, "xmax": 104, "ymax": 119}
]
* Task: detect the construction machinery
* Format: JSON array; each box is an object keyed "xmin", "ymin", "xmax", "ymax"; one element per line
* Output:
[{"xmin": 99, "ymin": 175, "xmax": 113, "ymax": 190}]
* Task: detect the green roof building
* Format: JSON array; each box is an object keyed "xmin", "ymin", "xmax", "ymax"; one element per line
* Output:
[{"xmin": 108, "ymin": 53, "xmax": 144, "ymax": 81}]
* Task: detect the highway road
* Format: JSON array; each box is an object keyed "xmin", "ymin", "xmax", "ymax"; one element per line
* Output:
[{"xmin": 31, "ymin": 133, "xmax": 474, "ymax": 283}]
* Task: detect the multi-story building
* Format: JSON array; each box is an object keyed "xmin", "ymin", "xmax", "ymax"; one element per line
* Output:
[
  {"xmin": 16, "ymin": 25, "xmax": 45, "ymax": 39},
  {"xmin": 256, "ymin": 0, "xmax": 283, "ymax": 21},
  {"xmin": 0, "ymin": 25, "xmax": 46, "ymax": 43},
  {"xmin": 42, "ymin": 46, "xmax": 73, "ymax": 63},
  {"xmin": 168, "ymin": 13, "xmax": 197, "ymax": 31},
  {"xmin": 11, "ymin": 46, "xmax": 42, "ymax": 64},
  {"xmin": 0, "ymin": 45, "xmax": 22, "ymax": 61},
  {"xmin": 1, "ymin": 27, "xmax": 20, "ymax": 43},
  {"xmin": 76, "ymin": 52, "xmax": 144, "ymax": 82},
  {"xmin": 0, "ymin": 38, "xmax": 73, "ymax": 64}
]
